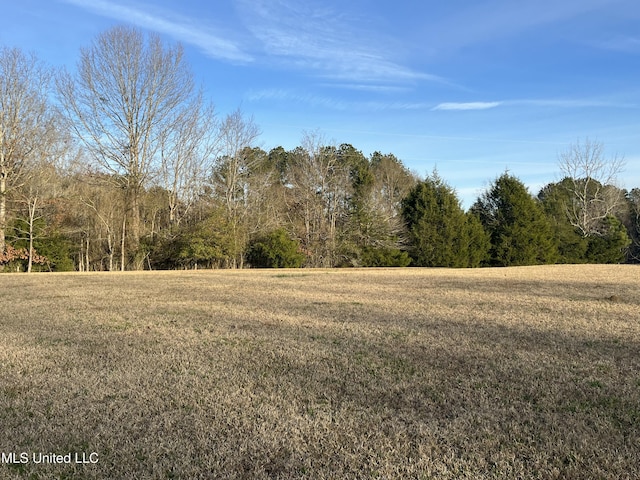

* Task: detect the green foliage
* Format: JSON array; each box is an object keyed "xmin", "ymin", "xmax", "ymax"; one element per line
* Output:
[
  {"xmin": 247, "ymin": 228, "xmax": 305, "ymax": 268},
  {"xmin": 473, "ymin": 173, "xmax": 558, "ymax": 266},
  {"xmin": 359, "ymin": 246, "xmax": 411, "ymax": 267},
  {"xmin": 33, "ymin": 233, "xmax": 76, "ymax": 271},
  {"xmin": 151, "ymin": 210, "xmax": 236, "ymax": 269},
  {"xmin": 340, "ymin": 144, "xmax": 374, "ymax": 198},
  {"xmin": 464, "ymin": 213, "xmax": 491, "ymax": 268},
  {"xmin": 402, "ymin": 174, "xmax": 489, "ymax": 267},
  {"xmin": 267, "ymin": 146, "xmax": 290, "ymax": 184},
  {"xmin": 584, "ymin": 216, "xmax": 631, "ymax": 263},
  {"xmin": 538, "ymin": 180, "xmax": 589, "ymax": 263},
  {"xmin": 3, "ymin": 219, "xmax": 54, "ymax": 271},
  {"xmin": 624, "ymin": 188, "xmax": 640, "ymax": 262},
  {"xmin": 539, "ymin": 179, "xmax": 632, "ymax": 264},
  {"xmin": 337, "ymin": 148, "xmax": 413, "ymax": 268}
]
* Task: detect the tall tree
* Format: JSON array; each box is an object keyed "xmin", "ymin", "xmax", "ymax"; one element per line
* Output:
[
  {"xmin": 242, "ymin": 146, "xmax": 283, "ymax": 235},
  {"xmin": 583, "ymin": 215, "xmax": 630, "ymax": 263},
  {"xmin": 338, "ymin": 144, "xmax": 374, "ymax": 255},
  {"xmin": 58, "ymin": 26, "xmax": 198, "ymax": 268},
  {"xmin": 402, "ymin": 172, "xmax": 488, "ymax": 267},
  {"xmin": 624, "ymin": 188, "xmax": 640, "ymax": 262},
  {"xmin": 558, "ymin": 138, "xmax": 625, "ymax": 237},
  {"xmin": 15, "ymin": 160, "xmax": 56, "ymax": 272},
  {"xmin": 285, "ymin": 133, "xmax": 351, "ymax": 267},
  {"xmin": 472, "ymin": 173, "xmax": 557, "ymax": 266},
  {"xmin": 211, "ymin": 109, "xmax": 261, "ymax": 268},
  {"xmin": 352, "ymin": 151, "xmax": 418, "ymax": 265},
  {"xmin": 159, "ymin": 94, "xmax": 217, "ymax": 228},
  {"xmin": 538, "ymin": 179, "xmax": 589, "ymax": 263},
  {"xmin": 370, "ymin": 152, "xmax": 416, "ymax": 220},
  {"xmin": 0, "ymin": 47, "xmax": 58, "ymax": 258}
]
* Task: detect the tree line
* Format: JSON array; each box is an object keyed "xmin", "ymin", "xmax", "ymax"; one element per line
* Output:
[{"xmin": 1, "ymin": 27, "xmax": 638, "ymax": 272}]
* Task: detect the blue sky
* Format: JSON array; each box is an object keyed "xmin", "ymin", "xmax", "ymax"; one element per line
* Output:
[{"xmin": 3, "ymin": 0, "xmax": 639, "ymax": 207}]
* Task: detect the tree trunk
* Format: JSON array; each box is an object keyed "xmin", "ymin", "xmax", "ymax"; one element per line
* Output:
[
  {"xmin": 107, "ymin": 232, "xmax": 114, "ymax": 272},
  {"xmin": 27, "ymin": 226, "xmax": 33, "ymax": 273},
  {"xmin": 85, "ymin": 236, "xmax": 90, "ymax": 272},
  {"xmin": 0, "ymin": 169, "xmax": 6, "ymax": 255},
  {"xmin": 26, "ymin": 195, "xmax": 38, "ymax": 273},
  {"xmin": 130, "ymin": 191, "xmax": 141, "ymax": 253},
  {"xmin": 127, "ymin": 186, "xmax": 143, "ymax": 269},
  {"xmin": 121, "ymin": 214, "xmax": 126, "ymax": 271},
  {"xmin": 78, "ymin": 239, "xmax": 84, "ymax": 272}
]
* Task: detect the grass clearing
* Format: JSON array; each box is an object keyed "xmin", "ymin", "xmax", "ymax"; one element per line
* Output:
[{"xmin": 1, "ymin": 265, "xmax": 639, "ymax": 479}]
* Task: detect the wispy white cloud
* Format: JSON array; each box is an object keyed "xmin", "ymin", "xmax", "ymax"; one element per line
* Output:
[
  {"xmin": 432, "ymin": 97, "xmax": 636, "ymax": 112},
  {"xmin": 423, "ymin": 0, "xmax": 628, "ymax": 55},
  {"xmin": 246, "ymin": 89, "xmax": 349, "ymax": 110},
  {"xmin": 234, "ymin": 0, "xmax": 443, "ymax": 86},
  {"xmin": 319, "ymin": 84, "xmax": 412, "ymax": 94},
  {"xmin": 59, "ymin": 0, "xmax": 253, "ymax": 63},
  {"xmin": 433, "ymin": 102, "xmax": 502, "ymax": 111},
  {"xmin": 250, "ymin": 89, "xmax": 638, "ymax": 113},
  {"xmin": 246, "ymin": 88, "xmax": 432, "ymax": 111}
]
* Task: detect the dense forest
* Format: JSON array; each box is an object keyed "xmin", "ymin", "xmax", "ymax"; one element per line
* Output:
[{"xmin": 1, "ymin": 27, "xmax": 638, "ymax": 272}]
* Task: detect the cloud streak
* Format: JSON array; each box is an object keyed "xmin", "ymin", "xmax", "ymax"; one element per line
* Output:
[
  {"xmin": 246, "ymin": 88, "xmax": 433, "ymax": 111},
  {"xmin": 235, "ymin": 0, "xmax": 443, "ymax": 86},
  {"xmin": 432, "ymin": 98, "xmax": 636, "ymax": 112},
  {"xmin": 61, "ymin": 0, "xmax": 447, "ymax": 87},
  {"xmin": 433, "ymin": 102, "xmax": 502, "ymax": 111},
  {"xmin": 250, "ymin": 89, "xmax": 637, "ymax": 114},
  {"xmin": 59, "ymin": 0, "xmax": 253, "ymax": 63},
  {"xmin": 423, "ymin": 0, "xmax": 628, "ymax": 56}
]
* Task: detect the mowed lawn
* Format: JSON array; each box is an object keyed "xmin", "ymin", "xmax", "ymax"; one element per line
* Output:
[{"xmin": 1, "ymin": 265, "xmax": 639, "ymax": 479}]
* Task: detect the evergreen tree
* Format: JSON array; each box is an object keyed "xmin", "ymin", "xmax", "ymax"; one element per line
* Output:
[
  {"xmin": 539, "ymin": 179, "xmax": 632, "ymax": 263},
  {"xmin": 623, "ymin": 188, "xmax": 640, "ymax": 262},
  {"xmin": 464, "ymin": 212, "xmax": 491, "ymax": 268},
  {"xmin": 247, "ymin": 228, "xmax": 305, "ymax": 268},
  {"xmin": 538, "ymin": 180, "xmax": 588, "ymax": 263},
  {"xmin": 584, "ymin": 216, "xmax": 631, "ymax": 263},
  {"xmin": 472, "ymin": 173, "xmax": 557, "ymax": 266},
  {"xmin": 402, "ymin": 173, "xmax": 488, "ymax": 267}
]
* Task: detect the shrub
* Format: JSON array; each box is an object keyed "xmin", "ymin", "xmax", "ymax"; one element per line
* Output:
[
  {"xmin": 359, "ymin": 246, "xmax": 411, "ymax": 267},
  {"xmin": 247, "ymin": 229, "xmax": 305, "ymax": 268}
]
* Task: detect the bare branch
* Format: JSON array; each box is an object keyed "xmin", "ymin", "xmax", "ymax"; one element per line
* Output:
[
  {"xmin": 557, "ymin": 138, "xmax": 626, "ymax": 237},
  {"xmin": 57, "ymin": 26, "xmax": 199, "ymax": 264},
  {"xmin": 0, "ymin": 47, "xmax": 59, "ymax": 255}
]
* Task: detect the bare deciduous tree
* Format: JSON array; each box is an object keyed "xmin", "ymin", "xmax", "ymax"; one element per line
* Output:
[
  {"xmin": 79, "ymin": 177, "xmax": 124, "ymax": 272},
  {"xmin": 57, "ymin": 26, "xmax": 197, "ymax": 267},
  {"xmin": 16, "ymin": 160, "xmax": 57, "ymax": 272},
  {"xmin": 558, "ymin": 138, "xmax": 625, "ymax": 237},
  {"xmin": 159, "ymin": 94, "xmax": 218, "ymax": 228},
  {"xmin": 370, "ymin": 151, "xmax": 417, "ymax": 244},
  {"xmin": 0, "ymin": 47, "xmax": 58, "ymax": 257},
  {"xmin": 285, "ymin": 132, "xmax": 351, "ymax": 267},
  {"xmin": 211, "ymin": 109, "xmax": 261, "ymax": 268}
]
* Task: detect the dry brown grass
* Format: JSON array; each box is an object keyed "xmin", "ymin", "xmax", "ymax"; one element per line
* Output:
[{"xmin": 0, "ymin": 265, "xmax": 639, "ymax": 479}]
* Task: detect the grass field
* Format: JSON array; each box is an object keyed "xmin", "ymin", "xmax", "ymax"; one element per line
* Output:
[{"xmin": 0, "ymin": 265, "xmax": 639, "ymax": 479}]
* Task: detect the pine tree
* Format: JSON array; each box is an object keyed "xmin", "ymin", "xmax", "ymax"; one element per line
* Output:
[
  {"xmin": 539, "ymin": 179, "xmax": 631, "ymax": 263},
  {"xmin": 402, "ymin": 173, "xmax": 488, "ymax": 267},
  {"xmin": 538, "ymin": 179, "xmax": 588, "ymax": 263},
  {"xmin": 472, "ymin": 173, "xmax": 557, "ymax": 266}
]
